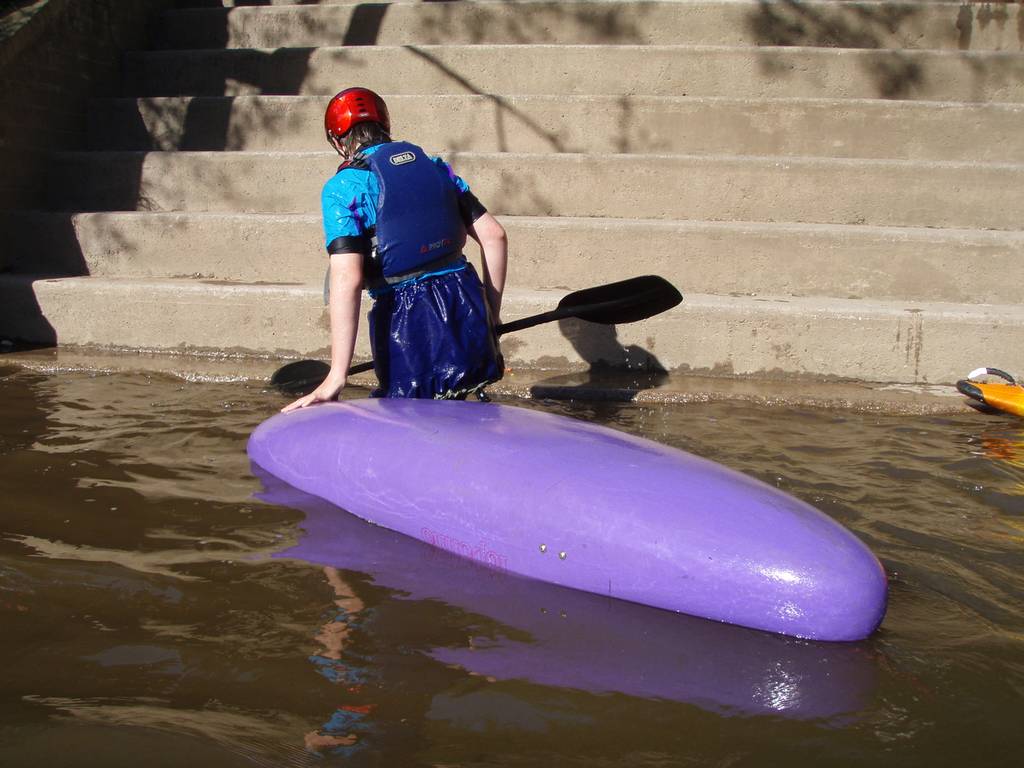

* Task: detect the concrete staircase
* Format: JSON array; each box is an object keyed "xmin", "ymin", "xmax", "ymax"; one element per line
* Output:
[{"xmin": 3, "ymin": 0, "xmax": 1024, "ymax": 384}]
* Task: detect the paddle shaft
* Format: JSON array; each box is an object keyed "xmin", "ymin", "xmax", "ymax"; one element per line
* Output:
[
  {"xmin": 275, "ymin": 275, "xmax": 682, "ymax": 391},
  {"xmin": 343, "ymin": 295, "xmax": 650, "ymax": 377},
  {"xmin": 341, "ymin": 308, "xmax": 555, "ymax": 377}
]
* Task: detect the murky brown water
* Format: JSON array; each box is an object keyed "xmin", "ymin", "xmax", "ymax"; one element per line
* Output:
[{"xmin": 1, "ymin": 365, "xmax": 1022, "ymax": 767}]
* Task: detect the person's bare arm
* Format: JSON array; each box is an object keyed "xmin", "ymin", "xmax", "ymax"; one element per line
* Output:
[
  {"xmin": 467, "ymin": 212, "xmax": 507, "ymax": 322},
  {"xmin": 282, "ymin": 252, "xmax": 363, "ymax": 412}
]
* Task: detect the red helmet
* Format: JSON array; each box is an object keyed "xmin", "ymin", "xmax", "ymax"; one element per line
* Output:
[{"xmin": 324, "ymin": 87, "xmax": 390, "ymax": 141}]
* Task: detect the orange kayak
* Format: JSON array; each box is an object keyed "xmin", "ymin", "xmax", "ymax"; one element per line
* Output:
[{"xmin": 956, "ymin": 368, "xmax": 1024, "ymax": 418}]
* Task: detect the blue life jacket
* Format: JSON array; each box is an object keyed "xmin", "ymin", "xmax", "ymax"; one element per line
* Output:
[{"xmin": 361, "ymin": 141, "xmax": 467, "ymax": 280}]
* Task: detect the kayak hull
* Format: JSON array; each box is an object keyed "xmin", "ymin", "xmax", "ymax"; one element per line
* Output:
[
  {"xmin": 248, "ymin": 399, "xmax": 887, "ymax": 641},
  {"xmin": 260, "ymin": 471, "xmax": 878, "ymax": 717}
]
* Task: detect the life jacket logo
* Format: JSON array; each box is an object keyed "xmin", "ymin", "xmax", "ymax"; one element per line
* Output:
[
  {"xmin": 420, "ymin": 238, "xmax": 452, "ymax": 254},
  {"xmin": 389, "ymin": 151, "xmax": 416, "ymax": 166}
]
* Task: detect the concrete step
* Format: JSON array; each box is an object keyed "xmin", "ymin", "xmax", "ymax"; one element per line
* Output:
[
  {"xmin": 155, "ymin": 1, "xmax": 1019, "ymax": 53},
  {"xmin": 46, "ymin": 150, "xmax": 1024, "ymax": 231},
  {"xmin": 4, "ymin": 212, "xmax": 1024, "ymax": 306},
  {"xmin": 189, "ymin": 0, "xmax": 417, "ymax": 6},
  {"xmin": 122, "ymin": 44, "xmax": 1024, "ymax": 103},
  {"xmin": 87, "ymin": 94, "xmax": 1024, "ymax": 163},
  {"xmin": 0, "ymin": 345, "xmax": 979, "ymax": 416},
  {"xmin": 2, "ymin": 273, "xmax": 1022, "ymax": 384}
]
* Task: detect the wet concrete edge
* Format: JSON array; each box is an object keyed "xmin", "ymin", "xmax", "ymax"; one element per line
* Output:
[{"xmin": 0, "ymin": 345, "xmax": 980, "ymax": 417}]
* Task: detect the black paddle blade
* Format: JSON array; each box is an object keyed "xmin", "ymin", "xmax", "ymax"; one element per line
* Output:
[
  {"xmin": 559, "ymin": 275, "xmax": 683, "ymax": 325},
  {"xmin": 270, "ymin": 359, "xmax": 330, "ymax": 396}
]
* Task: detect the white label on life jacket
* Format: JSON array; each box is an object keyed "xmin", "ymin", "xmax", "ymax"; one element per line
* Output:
[{"xmin": 389, "ymin": 152, "xmax": 416, "ymax": 166}]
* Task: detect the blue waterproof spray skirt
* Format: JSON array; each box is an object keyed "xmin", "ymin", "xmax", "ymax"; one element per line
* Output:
[{"xmin": 368, "ymin": 264, "xmax": 503, "ymax": 399}]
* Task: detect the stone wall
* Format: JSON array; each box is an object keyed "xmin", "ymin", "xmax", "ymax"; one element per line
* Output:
[{"xmin": 0, "ymin": 0, "xmax": 174, "ymax": 208}]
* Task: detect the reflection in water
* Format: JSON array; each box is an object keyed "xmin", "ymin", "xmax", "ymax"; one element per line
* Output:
[
  {"xmin": 8, "ymin": 533, "xmax": 271, "ymax": 581},
  {"xmin": 304, "ymin": 566, "xmax": 374, "ymax": 757},
  {"xmin": 2, "ymin": 369, "xmax": 1024, "ymax": 765},
  {"xmin": 259, "ymin": 469, "xmax": 877, "ymax": 721},
  {"xmin": 967, "ymin": 426, "xmax": 1024, "ymax": 544},
  {"xmin": 22, "ymin": 696, "xmax": 320, "ymax": 768},
  {"xmin": 972, "ymin": 428, "xmax": 1024, "ymax": 496}
]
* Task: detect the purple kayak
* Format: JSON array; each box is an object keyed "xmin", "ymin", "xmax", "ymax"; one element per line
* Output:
[
  {"xmin": 248, "ymin": 399, "xmax": 887, "ymax": 641},
  {"xmin": 258, "ymin": 470, "xmax": 877, "ymax": 717}
]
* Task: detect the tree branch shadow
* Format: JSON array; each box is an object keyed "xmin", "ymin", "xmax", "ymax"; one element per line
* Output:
[{"xmin": 746, "ymin": 0, "xmax": 1024, "ymax": 99}]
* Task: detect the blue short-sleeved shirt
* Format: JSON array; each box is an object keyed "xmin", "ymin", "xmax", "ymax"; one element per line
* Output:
[{"xmin": 321, "ymin": 143, "xmax": 472, "ymax": 252}]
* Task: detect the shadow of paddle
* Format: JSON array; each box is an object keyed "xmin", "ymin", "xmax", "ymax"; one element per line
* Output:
[{"xmin": 526, "ymin": 316, "xmax": 669, "ymax": 403}]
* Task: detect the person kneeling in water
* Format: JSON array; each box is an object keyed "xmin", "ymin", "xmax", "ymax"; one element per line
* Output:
[{"xmin": 283, "ymin": 87, "xmax": 507, "ymax": 412}]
